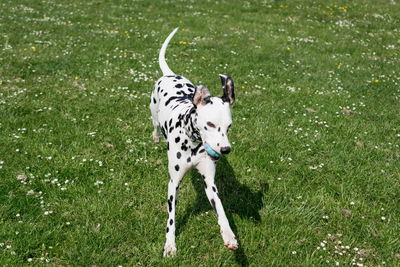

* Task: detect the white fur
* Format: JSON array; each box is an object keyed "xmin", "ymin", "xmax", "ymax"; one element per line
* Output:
[{"xmin": 158, "ymin": 27, "xmax": 179, "ymax": 76}]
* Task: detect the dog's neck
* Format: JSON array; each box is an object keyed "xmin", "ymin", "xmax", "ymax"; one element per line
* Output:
[{"xmin": 183, "ymin": 106, "xmax": 201, "ymax": 143}]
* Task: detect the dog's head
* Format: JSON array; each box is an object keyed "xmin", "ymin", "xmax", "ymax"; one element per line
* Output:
[{"xmin": 193, "ymin": 74, "xmax": 235, "ymax": 159}]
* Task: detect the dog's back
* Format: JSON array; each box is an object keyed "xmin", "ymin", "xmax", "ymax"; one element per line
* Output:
[{"xmin": 150, "ymin": 75, "xmax": 196, "ymax": 139}]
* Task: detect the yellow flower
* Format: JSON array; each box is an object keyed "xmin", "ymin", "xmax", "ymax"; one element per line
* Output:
[
  {"xmin": 31, "ymin": 46, "xmax": 37, "ymax": 51},
  {"xmin": 200, "ymin": 56, "xmax": 206, "ymax": 60},
  {"xmin": 74, "ymin": 76, "xmax": 80, "ymax": 80},
  {"xmin": 287, "ymin": 47, "xmax": 292, "ymax": 51},
  {"xmin": 372, "ymin": 79, "xmax": 380, "ymax": 83},
  {"xmin": 179, "ymin": 41, "xmax": 188, "ymax": 45}
]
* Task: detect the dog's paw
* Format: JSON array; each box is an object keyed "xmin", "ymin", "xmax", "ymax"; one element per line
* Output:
[
  {"xmin": 153, "ymin": 135, "xmax": 160, "ymax": 144},
  {"xmin": 163, "ymin": 243, "xmax": 177, "ymax": 257},
  {"xmin": 221, "ymin": 230, "xmax": 238, "ymax": 250}
]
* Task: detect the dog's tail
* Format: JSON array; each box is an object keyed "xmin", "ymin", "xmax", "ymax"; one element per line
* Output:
[{"xmin": 159, "ymin": 27, "xmax": 179, "ymax": 76}]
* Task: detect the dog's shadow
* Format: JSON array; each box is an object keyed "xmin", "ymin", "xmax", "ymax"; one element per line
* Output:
[{"xmin": 177, "ymin": 157, "xmax": 268, "ymax": 266}]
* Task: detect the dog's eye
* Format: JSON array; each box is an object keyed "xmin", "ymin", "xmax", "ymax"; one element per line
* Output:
[{"xmin": 207, "ymin": 121, "xmax": 216, "ymax": 128}]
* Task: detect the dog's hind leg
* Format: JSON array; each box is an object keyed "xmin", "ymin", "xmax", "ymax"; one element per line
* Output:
[
  {"xmin": 196, "ymin": 159, "xmax": 238, "ymax": 250},
  {"xmin": 151, "ymin": 119, "xmax": 161, "ymax": 143},
  {"xmin": 150, "ymin": 91, "xmax": 161, "ymax": 143}
]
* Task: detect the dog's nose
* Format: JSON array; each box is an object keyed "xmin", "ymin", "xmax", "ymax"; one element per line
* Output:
[{"xmin": 220, "ymin": 146, "xmax": 231, "ymax": 154}]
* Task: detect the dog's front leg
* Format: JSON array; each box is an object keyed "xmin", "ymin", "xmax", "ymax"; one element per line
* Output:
[
  {"xmin": 163, "ymin": 163, "xmax": 185, "ymax": 257},
  {"xmin": 196, "ymin": 159, "xmax": 238, "ymax": 250}
]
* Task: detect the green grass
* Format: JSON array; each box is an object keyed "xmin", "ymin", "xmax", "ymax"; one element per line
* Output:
[{"xmin": 1, "ymin": 0, "xmax": 399, "ymax": 265}]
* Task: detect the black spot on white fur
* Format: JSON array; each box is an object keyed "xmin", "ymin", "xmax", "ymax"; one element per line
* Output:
[
  {"xmin": 191, "ymin": 143, "xmax": 202, "ymax": 156},
  {"xmin": 168, "ymin": 199, "xmax": 172, "ymax": 212},
  {"xmin": 181, "ymin": 143, "xmax": 188, "ymax": 151},
  {"xmin": 211, "ymin": 199, "xmax": 217, "ymax": 214}
]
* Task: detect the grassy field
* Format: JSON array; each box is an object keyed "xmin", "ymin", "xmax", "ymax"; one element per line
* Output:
[{"xmin": 1, "ymin": 0, "xmax": 399, "ymax": 266}]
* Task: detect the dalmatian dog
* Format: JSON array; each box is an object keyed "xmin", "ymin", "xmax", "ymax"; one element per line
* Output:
[{"xmin": 150, "ymin": 28, "xmax": 237, "ymax": 257}]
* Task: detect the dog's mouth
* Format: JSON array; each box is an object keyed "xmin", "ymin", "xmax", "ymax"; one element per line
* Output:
[{"xmin": 204, "ymin": 143, "xmax": 221, "ymax": 160}]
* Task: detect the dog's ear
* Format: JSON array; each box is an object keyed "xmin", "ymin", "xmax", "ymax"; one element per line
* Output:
[
  {"xmin": 219, "ymin": 74, "xmax": 235, "ymax": 105},
  {"xmin": 193, "ymin": 85, "xmax": 211, "ymax": 106}
]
